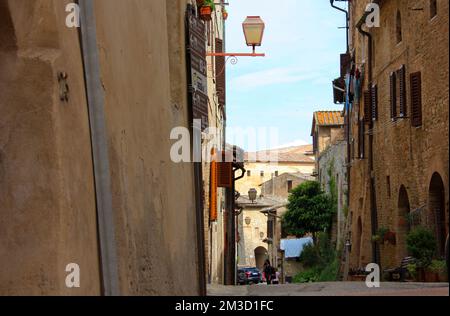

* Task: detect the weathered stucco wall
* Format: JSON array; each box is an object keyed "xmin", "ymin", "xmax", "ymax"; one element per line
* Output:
[
  {"xmin": 1, "ymin": 0, "xmax": 201, "ymax": 295},
  {"xmin": 0, "ymin": 0, "xmax": 101, "ymax": 295}
]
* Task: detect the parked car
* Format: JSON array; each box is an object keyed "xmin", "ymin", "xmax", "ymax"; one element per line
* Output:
[{"xmin": 238, "ymin": 267, "xmax": 262, "ymax": 285}]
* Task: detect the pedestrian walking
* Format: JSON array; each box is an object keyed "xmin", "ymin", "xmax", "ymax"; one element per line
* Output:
[{"xmin": 263, "ymin": 259, "xmax": 274, "ymax": 285}]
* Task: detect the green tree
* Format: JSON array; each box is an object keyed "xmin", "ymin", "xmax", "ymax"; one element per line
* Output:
[{"xmin": 282, "ymin": 181, "xmax": 335, "ymax": 237}]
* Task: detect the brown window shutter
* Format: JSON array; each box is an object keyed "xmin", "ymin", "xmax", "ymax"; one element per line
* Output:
[
  {"xmin": 390, "ymin": 72, "xmax": 397, "ymax": 120},
  {"xmin": 217, "ymin": 162, "xmax": 233, "ymax": 188},
  {"xmin": 364, "ymin": 90, "xmax": 372, "ymax": 123},
  {"xmin": 410, "ymin": 72, "xmax": 423, "ymax": 127},
  {"xmin": 358, "ymin": 120, "xmax": 365, "ymax": 159},
  {"xmin": 398, "ymin": 65, "xmax": 407, "ymax": 117},
  {"xmin": 210, "ymin": 159, "xmax": 218, "ymax": 222},
  {"xmin": 371, "ymin": 84, "xmax": 378, "ymax": 121},
  {"xmin": 215, "ymin": 38, "xmax": 226, "ymax": 108}
]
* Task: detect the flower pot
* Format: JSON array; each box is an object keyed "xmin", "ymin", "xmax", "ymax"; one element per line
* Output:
[
  {"xmin": 424, "ymin": 270, "xmax": 439, "ymax": 282},
  {"xmin": 384, "ymin": 232, "xmax": 397, "ymax": 245},
  {"xmin": 200, "ymin": 6, "xmax": 212, "ymax": 21},
  {"xmin": 222, "ymin": 11, "xmax": 228, "ymax": 20}
]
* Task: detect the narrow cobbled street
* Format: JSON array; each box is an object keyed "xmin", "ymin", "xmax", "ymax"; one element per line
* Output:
[{"xmin": 208, "ymin": 283, "xmax": 449, "ymax": 296}]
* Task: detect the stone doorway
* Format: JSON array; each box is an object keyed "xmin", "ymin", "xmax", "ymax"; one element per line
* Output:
[
  {"xmin": 428, "ymin": 173, "xmax": 447, "ymax": 257},
  {"xmin": 254, "ymin": 246, "xmax": 268, "ymax": 271},
  {"xmin": 397, "ymin": 185, "xmax": 411, "ymax": 262}
]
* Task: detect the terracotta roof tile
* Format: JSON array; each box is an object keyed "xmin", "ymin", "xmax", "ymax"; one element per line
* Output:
[{"xmin": 314, "ymin": 111, "xmax": 344, "ymax": 126}]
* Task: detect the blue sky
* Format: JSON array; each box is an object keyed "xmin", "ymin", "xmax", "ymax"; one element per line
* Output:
[{"xmin": 225, "ymin": 0, "xmax": 347, "ymax": 151}]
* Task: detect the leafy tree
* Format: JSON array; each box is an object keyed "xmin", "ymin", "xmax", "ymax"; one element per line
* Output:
[{"xmin": 282, "ymin": 181, "xmax": 335, "ymax": 237}]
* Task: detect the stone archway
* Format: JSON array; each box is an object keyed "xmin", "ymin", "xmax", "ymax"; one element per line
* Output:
[
  {"xmin": 254, "ymin": 246, "xmax": 268, "ymax": 271},
  {"xmin": 397, "ymin": 185, "xmax": 411, "ymax": 261},
  {"xmin": 429, "ymin": 173, "xmax": 447, "ymax": 257}
]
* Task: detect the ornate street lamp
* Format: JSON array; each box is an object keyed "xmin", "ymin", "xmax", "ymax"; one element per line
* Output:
[
  {"xmin": 206, "ymin": 16, "xmax": 266, "ymax": 57},
  {"xmin": 243, "ymin": 16, "xmax": 265, "ymax": 54}
]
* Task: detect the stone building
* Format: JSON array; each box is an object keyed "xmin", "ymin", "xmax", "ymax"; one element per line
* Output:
[
  {"xmin": 236, "ymin": 145, "xmax": 315, "ymax": 196},
  {"xmin": 317, "ymin": 141, "xmax": 348, "ymax": 249},
  {"xmin": 200, "ymin": 1, "xmax": 227, "ymax": 286},
  {"xmin": 338, "ymin": 0, "xmax": 449, "ymax": 271},
  {"xmin": 236, "ymin": 195, "xmax": 285, "ymax": 271},
  {"xmin": 261, "ymin": 172, "xmax": 315, "ymax": 198},
  {"xmin": 0, "ymin": 0, "xmax": 211, "ymax": 295}
]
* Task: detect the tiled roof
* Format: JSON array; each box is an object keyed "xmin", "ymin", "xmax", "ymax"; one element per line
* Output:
[
  {"xmin": 311, "ymin": 111, "xmax": 344, "ymax": 136},
  {"xmin": 314, "ymin": 111, "xmax": 344, "ymax": 126},
  {"xmin": 244, "ymin": 145, "xmax": 315, "ymax": 163}
]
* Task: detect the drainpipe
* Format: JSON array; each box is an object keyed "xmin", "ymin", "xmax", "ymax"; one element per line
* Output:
[
  {"xmin": 330, "ymin": 0, "xmax": 349, "ymax": 53},
  {"xmin": 78, "ymin": 0, "xmax": 120, "ymax": 295},
  {"xmin": 356, "ymin": 12, "xmax": 379, "ymax": 266}
]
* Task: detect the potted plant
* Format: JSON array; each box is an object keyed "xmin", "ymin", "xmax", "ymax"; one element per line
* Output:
[
  {"xmin": 428, "ymin": 260, "xmax": 448, "ymax": 282},
  {"xmin": 199, "ymin": 0, "xmax": 215, "ymax": 21},
  {"xmin": 406, "ymin": 263, "xmax": 418, "ymax": 282},
  {"xmin": 222, "ymin": 8, "xmax": 228, "ymax": 21},
  {"xmin": 406, "ymin": 227, "xmax": 437, "ymax": 282}
]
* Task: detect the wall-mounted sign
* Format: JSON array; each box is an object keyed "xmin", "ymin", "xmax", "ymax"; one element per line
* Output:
[{"xmin": 187, "ymin": 6, "xmax": 209, "ymax": 131}]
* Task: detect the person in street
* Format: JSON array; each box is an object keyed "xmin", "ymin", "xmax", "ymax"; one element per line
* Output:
[
  {"xmin": 272, "ymin": 269, "xmax": 280, "ymax": 285},
  {"xmin": 263, "ymin": 259, "xmax": 273, "ymax": 285}
]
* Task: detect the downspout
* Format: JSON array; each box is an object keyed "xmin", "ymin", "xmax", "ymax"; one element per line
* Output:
[
  {"xmin": 78, "ymin": 0, "xmax": 120, "ymax": 295},
  {"xmin": 330, "ymin": 0, "xmax": 349, "ymax": 53},
  {"xmin": 357, "ymin": 12, "xmax": 379, "ymax": 266}
]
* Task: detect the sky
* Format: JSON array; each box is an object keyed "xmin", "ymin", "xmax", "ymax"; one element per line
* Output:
[{"xmin": 224, "ymin": 0, "xmax": 347, "ymax": 151}]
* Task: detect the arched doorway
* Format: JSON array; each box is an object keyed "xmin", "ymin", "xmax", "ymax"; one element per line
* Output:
[
  {"xmin": 429, "ymin": 173, "xmax": 447, "ymax": 257},
  {"xmin": 254, "ymin": 246, "xmax": 268, "ymax": 271},
  {"xmin": 397, "ymin": 186, "xmax": 411, "ymax": 261},
  {"xmin": 356, "ymin": 217, "xmax": 362, "ymax": 267}
]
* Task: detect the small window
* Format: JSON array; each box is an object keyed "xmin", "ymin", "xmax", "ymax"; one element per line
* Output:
[
  {"xmin": 287, "ymin": 180, "xmax": 293, "ymax": 193},
  {"xmin": 274, "ymin": 171, "xmax": 279, "ymax": 177},
  {"xmin": 387, "ymin": 176, "xmax": 391, "ymax": 198},
  {"xmin": 247, "ymin": 170, "xmax": 251, "ymax": 177},
  {"xmin": 430, "ymin": 0, "xmax": 437, "ymax": 19},
  {"xmin": 260, "ymin": 171, "xmax": 264, "ymax": 177},
  {"xmin": 396, "ymin": 11, "xmax": 402, "ymax": 44}
]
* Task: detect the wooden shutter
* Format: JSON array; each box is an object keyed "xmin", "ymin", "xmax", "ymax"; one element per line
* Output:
[
  {"xmin": 371, "ymin": 84, "xmax": 378, "ymax": 121},
  {"xmin": 364, "ymin": 90, "xmax": 372, "ymax": 123},
  {"xmin": 398, "ymin": 65, "xmax": 407, "ymax": 117},
  {"xmin": 215, "ymin": 38, "xmax": 226, "ymax": 108},
  {"xmin": 358, "ymin": 120, "xmax": 365, "ymax": 159},
  {"xmin": 390, "ymin": 72, "xmax": 397, "ymax": 121},
  {"xmin": 217, "ymin": 162, "xmax": 233, "ymax": 188},
  {"xmin": 341, "ymin": 53, "xmax": 351, "ymax": 78},
  {"xmin": 410, "ymin": 72, "xmax": 423, "ymax": 127},
  {"xmin": 210, "ymin": 160, "xmax": 218, "ymax": 221}
]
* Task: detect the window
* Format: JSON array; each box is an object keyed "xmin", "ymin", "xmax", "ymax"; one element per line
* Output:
[
  {"xmin": 398, "ymin": 65, "xmax": 407, "ymax": 117},
  {"xmin": 387, "ymin": 176, "xmax": 391, "ymax": 198},
  {"xmin": 247, "ymin": 170, "xmax": 251, "ymax": 177},
  {"xmin": 260, "ymin": 171, "xmax": 264, "ymax": 177},
  {"xmin": 410, "ymin": 72, "xmax": 423, "ymax": 127},
  {"xmin": 364, "ymin": 90, "xmax": 372, "ymax": 123},
  {"xmin": 358, "ymin": 120, "xmax": 365, "ymax": 159},
  {"xmin": 371, "ymin": 84, "xmax": 378, "ymax": 121},
  {"xmin": 274, "ymin": 171, "xmax": 279, "ymax": 177},
  {"xmin": 287, "ymin": 180, "xmax": 293, "ymax": 193},
  {"xmin": 430, "ymin": 0, "xmax": 437, "ymax": 19},
  {"xmin": 396, "ymin": 11, "xmax": 402, "ymax": 44},
  {"xmin": 390, "ymin": 72, "xmax": 397, "ymax": 121}
]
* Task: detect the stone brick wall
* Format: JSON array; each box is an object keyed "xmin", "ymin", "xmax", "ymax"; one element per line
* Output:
[{"xmin": 347, "ymin": 0, "xmax": 449, "ymax": 271}]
